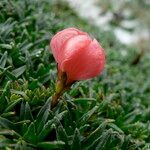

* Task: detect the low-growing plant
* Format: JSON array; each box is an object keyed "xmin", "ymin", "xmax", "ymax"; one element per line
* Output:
[{"xmin": 0, "ymin": 0, "xmax": 150, "ymax": 150}]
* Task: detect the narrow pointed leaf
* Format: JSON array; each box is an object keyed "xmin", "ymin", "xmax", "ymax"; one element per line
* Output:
[
  {"xmin": 0, "ymin": 117, "xmax": 15, "ymax": 129},
  {"xmin": 36, "ymin": 99, "xmax": 50, "ymax": 133},
  {"xmin": 23, "ymin": 122, "xmax": 37, "ymax": 143},
  {"xmin": 71, "ymin": 128, "xmax": 81, "ymax": 150},
  {"xmin": 4, "ymin": 98, "xmax": 22, "ymax": 112},
  {"xmin": 37, "ymin": 141, "xmax": 65, "ymax": 149},
  {"xmin": 38, "ymin": 119, "xmax": 54, "ymax": 141},
  {"xmin": 78, "ymin": 106, "xmax": 98, "ymax": 126},
  {"xmin": 12, "ymin": 65, "xmax": 26, "ymax": 78},
  {"xmin": 82, "ymin": 121, "xmax": 107, "ymax": 149},
  {"xmin": 0, "ymin": 51, "xmax": 7, "ymax": 68}
]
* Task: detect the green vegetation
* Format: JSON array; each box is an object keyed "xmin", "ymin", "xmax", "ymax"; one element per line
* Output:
[{"xmin": 0, "ymin": 0, "xmax": 150, "ymax": 149}]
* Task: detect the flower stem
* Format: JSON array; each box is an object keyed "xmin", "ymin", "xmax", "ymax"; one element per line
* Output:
[
  {"xmin": 51, "ymin": 91, "xmax": 62, "ymax": 108},
  {"xmin": 51, "ymin": 78, "xmax": 64, "ymax": 108},
  {"xmin": 51, "ymin": 71, "xmax": 67, "ymax": 108},
  {"xmin": 51, "ymin": 70, "xmax": 74, "ymax": 108}
]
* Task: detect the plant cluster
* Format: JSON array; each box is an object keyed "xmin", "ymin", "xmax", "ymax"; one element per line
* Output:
[{"xmin": 0, "ymin": 0, "xmax": 150, "ymax": 149}]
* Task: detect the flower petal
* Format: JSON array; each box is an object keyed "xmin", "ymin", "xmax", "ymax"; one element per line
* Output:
[
  {"xmin": 62, "ymin": 34, "xmax": 91, "ymax": 61},
  {"xmin": 50, "ymin": 28, "xmax": 87, "ymax": 63},
  {"xmin": 62, "ymin": 39, "xmax": 105, "ymax": 82}
]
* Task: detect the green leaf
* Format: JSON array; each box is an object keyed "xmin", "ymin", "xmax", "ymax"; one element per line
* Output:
[
  {"xmin": 36, "ymin": 99, "xmax": 50, "ymax": 134},
  {"xmin": 79, "ymin": 124, "xmax": 90, "ymax": 134},
  {"xmin": 37, "ymin": 141, "xmax": 65, "ymax": 150},
  {"xmin": 6, "ymin": 70, "xmax": 17, "ymax": 80},
  {"xmin": 82, "ymin": 121, "xmax": 107, "ymax": 149},
  {"xmin": 23, "ymin": 122, "xmax": 37, "ymax": 143},
  {"xmin": 11, "ymin": 89, "xmax": 28, "ymax": 98},
  {"xmin": 38, "ymin": 72, "xmax": 51, "ymax": 84},
  {"xmin": 73, "ymin": 98, "xmax": 96, "ymax": 104},
  {"xmin": 0, "ymin": 67, "xmax": 17, "ymax": 80},
  {"xmin": 56, "ymin": 110, "xmax": 68, "ymax": 121},
  {"xmin": 0, "ymin": 129, "xmax": 21, "ymax": 138},
  {"xmin": 21, "ymin": 43, "xmax": 33, "ymax": 53},
  {"xmin": 1, "ymin": 112, "xmax": 15, "ymax": 118},
  {"xmin": 38, "ymin": 120, "xmax": 54, "ymax": 141},
  {"xmin": 108, "ymin": 123, "xmax": 124, "ymax": 134},
  {"xmin": 95, "ymin": 129, "xmax": 112, "ymax": 150},
  {"xmin": 77, "ymin": 106, "xmax": 98, "ymax": 126},
  {"xmin": 0, "ymin": 136, "xmax": 13, "ymax": 148},
  {"xmin": 0, "ymin": 51, "xmax": 7, "ymax": 68},
  {"xmin": 12, "ymin": 65, "xmax": 26, "ymax": 78},
  {"xmin": 71, "ymin": 128, "xmax": 81, "ymax": 150},
  {"xmin": 4, "ymin": 98, "xmax": 22, "ymax": 113},
  {"xmin": 20, "ymin": 102, "xmax": 33, "ymax": 121},
  {"xmin": 0, "ymin": 117, "xmax": 15, "ymax": 129},
  {"xmin": 56, "ymin": 124, "xmax": 68, "ymax": 145},
  {"xmin": 0, "ymin": 44, "xmax": 12, "ymax": 49},
  {"xmin": 15, "ymin": 140, "xmax": 28, "ymax": 150},
  {"xmin": 22, "ymin": 123, "xmax": 28, "ymax": 136},
  {"xmin": 0, "ymin": 81, "xmax": 11, "ymax": 113}
]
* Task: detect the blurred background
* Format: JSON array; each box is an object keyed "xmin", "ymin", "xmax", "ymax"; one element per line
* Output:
[{"xmin": 64, "ymin": 0, "xmax": 150, "ymax": 49}]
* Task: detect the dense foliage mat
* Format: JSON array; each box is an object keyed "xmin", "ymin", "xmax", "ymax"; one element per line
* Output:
[{"xmin": 0, "ymin": 0, "xmax": 150, "ymax": 149}]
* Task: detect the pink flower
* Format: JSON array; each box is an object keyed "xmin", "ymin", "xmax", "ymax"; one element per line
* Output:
[{"xmin": 50, "ymin": 28, "xmax": 105, "ymax": 83}]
